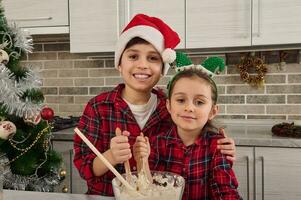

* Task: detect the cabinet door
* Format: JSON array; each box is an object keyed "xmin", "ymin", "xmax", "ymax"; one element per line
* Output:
[
  {"xmin": 127, "ymin": 0, "xmax": 185, "ymax": 48},
  {"xmin": 186, "ymin": 0, "xmax": 252, "ymax": 48},
  {"xmin": 255, "ymin": 147, "xmax": 301, "ymax": 200},
  {"xmin": 252, "ymin": 0, "xmax": 301, "ymax": 45},
  {"xmin": 234, "ymin": 147, "xmax": 254, "ymax": 200},
  {"xmin": 70, "ymin": 0, "xmax": 120, "ymax": 53},
  {"xmin": 52, "ymin": 141, "xmax": 87, "ymax": 194},
  {"xmin": 3, "ymin": 0, "xmax": 69, "ymax": 34}
]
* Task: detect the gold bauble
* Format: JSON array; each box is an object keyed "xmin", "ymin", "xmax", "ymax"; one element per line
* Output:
[
  {"xmin": 60, "ymin": 169, "xmax": 67, "ymax": 177},
  {"xmin": 62, "ymin": 186, "xmax": 68, "ymax": 193}
]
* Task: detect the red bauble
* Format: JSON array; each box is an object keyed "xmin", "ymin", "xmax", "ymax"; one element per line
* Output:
[{"xmin": 40, "ymin": 107, "xmax": 54, "ymax": 121}]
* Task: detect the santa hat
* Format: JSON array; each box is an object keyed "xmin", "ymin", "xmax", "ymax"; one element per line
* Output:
[{"xmin": 115, "ymin": 14, "xmax": 180, "ymax": 75}]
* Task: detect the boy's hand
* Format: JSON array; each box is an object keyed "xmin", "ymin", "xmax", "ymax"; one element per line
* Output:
[
  {"xmin": 217, "ymin": 128, "xmax": 236, "ymax": 162},
  {"xmin": 133, "ymin": 133, "xmax": 150, "ymax": 162},
  {"xmin": 110, "ymin": 130, "xmax": 132, "ymax": 164}
]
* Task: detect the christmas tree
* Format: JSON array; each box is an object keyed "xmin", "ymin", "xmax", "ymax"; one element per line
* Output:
[{"xmin": 0, "ymin": 2, "xmax": 63, "ymax": 191}]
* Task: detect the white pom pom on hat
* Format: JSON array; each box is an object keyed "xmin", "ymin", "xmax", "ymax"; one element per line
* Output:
[{"xmin": 115, "ymin": 14, "xmax": 180, "ymax": 75}]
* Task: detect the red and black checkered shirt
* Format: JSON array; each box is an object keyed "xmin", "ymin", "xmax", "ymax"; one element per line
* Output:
[
  {"xmin": 73, "ymin": 84, "xmax": 171, "ymax": 196},
  {"xmin": 149, "ymin": 125, "xmax": 242, "ymax": 200}
]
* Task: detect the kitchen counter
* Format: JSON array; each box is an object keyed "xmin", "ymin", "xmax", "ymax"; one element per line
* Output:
[
  {"xmin": 2, "ymin": 189, "xmax": 114, "ymax": 200},
  {"xmin": 51, "ymin": 119, "xmax": 301, "ymax": 148}
]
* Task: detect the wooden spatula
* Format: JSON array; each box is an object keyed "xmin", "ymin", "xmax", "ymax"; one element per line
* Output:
[{"xmin": 115, "ymin": 127, "xmax": 132, "ymax": 182}]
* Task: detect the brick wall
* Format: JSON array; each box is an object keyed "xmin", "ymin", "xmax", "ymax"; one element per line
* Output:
[{"xmin": 21, "ymin": 35, "xmax": 301, "ymax": 120}]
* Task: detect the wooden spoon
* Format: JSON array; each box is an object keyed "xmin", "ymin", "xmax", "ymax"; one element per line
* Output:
[
  {"xmin": 115, "ymin": 127, "xmax": 132, "ymax": 182},
  {"xmin": 74, "ymin": 128, "xmax": 139, "ymax": 194}
]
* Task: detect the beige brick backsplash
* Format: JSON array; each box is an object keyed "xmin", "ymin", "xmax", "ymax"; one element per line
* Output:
[
  {"xmin": 264, "ymin": 75, "xmax": 286, "ymax": 84},
  {"xmin": 218, "ymin": 95, "xmax": 245, "ymax": 104},
  {"xmin": 89, "ymin": 68, "xmax": 120, "ymax": 77},
  {"xmin": 74, "ymin": 96, "xmax": 95, "ymax": 104},
  {"xmin": 287, "ymin": 95, "xmax": 301, "ymax": 104},
  {"xmin": 227, "ymin": 85, "xmax": 265, "ymax": 94},
  {"xmin": 44, "ymin": 43, "xmax": 70, "ymax": 51},
  {"xmin": 105, "ymin": 77, "xmax": 123, "ymax": 86},
  {"xmin": 40, "ymin": 70, "xmax": 58, "ymax": 78},
  {"xmin": 213, "ymin": 75, "xmax": 242, "ymax": 84},
  {"xmin": 89, "ymin": 87, "xmax": 114, "ymax": 95},
  {"xmin": 28, "ymin": 52, "xmax": 57, "ymax": 60},
  {"xmin": 59, "ymin": 104, "xmax": 85, "ymax": 112},
  {"xmin": 288, "ymin": 74, "xmax": 301, "ymax": 83},
  {"xmin": 217, "ymin": 86, "xmax": 226, "ymax": 94},
  {"xmin": 43, "ymin": 78, "xmax": 73, "ymax": 87},
  {"xmin": 20, "ymin": 61, "xmax": 43, "ymax": 70},
  {"xmin": 44, "ymin": 60, "xmax": 73, "ymax": 69},
  {"xmin": 59, "ymin": 87, "xmax": 88, "ymax": 95},
  {"xmin": 59, "ymin": 69, "xmax": 89, "ymax": 77},
  {"xmin": 227, "ymin": 105, "xmax": 265, "ymax": 114},
  {"xmin": 288, "ymin": 115, "xmax": 301, "ymax": 120},
  {"xmin": 74, "ymin": 60, "xmax": 104, "ymax": 68},
  {"xmin": 74, "ymin": 78, "xmax": 104, "ymax": 86},
  {"xmin": 266, "ymin": 85, "xmax": 301, "ymax": 94},
  {"xmin": 105, "ymin": 59, "xmax": 115, "ymax": 68},
  {"xmin": 45, "ymin": 96, "xmax": 74, "ymax": 104},
  {"xmin": 247, "ymin": 115, "xmax": 286, "ymax": 120},
  {"xmin": 41, "ymin": 87, "xmax": 58, "ymax": 95},
  {"xmin": 247, "ymin": 95, "xmax": 285, "ymax": 104},
  {"xmin": 25, "ymin": 36, "xmax": 301, "ymax": 118},
  {"xmin": 267, "ymin": 105, "xmax": 301, "ymax": 114}
]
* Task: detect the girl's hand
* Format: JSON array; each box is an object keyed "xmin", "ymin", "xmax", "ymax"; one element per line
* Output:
[
  {"xmin": 133, "ymin": 133, "xmax": 150, "ymax": 162},
  {"xmin": 217, "ymin": 128, "xmax": 236, "ymax": 162},
  {"xmin": 110, "ymin": 130, "xmax": 132, "ymax": 164}
]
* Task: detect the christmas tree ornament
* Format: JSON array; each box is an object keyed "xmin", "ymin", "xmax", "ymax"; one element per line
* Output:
[
  {"xmin": 23, "ymin": 113, "xmax": 41, "ymax": 125},
  {"xmin": 40, "ymin": 107, "xmax": 54, "ymax": 121},
  {"xmin": 59, "ymin": 169, "xmax": 67, "ymax": 177},
  {"xmin": 62, "ymin": 185, "xmax": 69, "ymax": 193},
  {"xmin": 0, "ymin": 121, "xmax": 16, "ymax": 140},
  {"xmin": 0, "ymin": 49, "xmax": 9, "ymax": 64},
  {"xmin": 115, "ymin": 14, "xmax": 180, "ymax": 75}
]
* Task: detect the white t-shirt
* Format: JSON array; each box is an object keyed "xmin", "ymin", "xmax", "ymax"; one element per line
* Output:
[{"xmin": 123, "ymin": 93, "xmax": 157, "ymax": 130}]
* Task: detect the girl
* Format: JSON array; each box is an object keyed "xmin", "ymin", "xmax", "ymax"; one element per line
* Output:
[
  {"xmin": 73, "ymin": 14, "xmax": 236, "ymax": 196},
  {"xmin": 134, "ymin": 61, "xmax": 241, "ymax": 199}
]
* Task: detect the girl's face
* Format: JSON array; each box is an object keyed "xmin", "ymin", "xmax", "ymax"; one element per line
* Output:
[
  {"xmin": 166, "ymin": 77, "xmax": 218, "ymax": 137},
  {"xmin": 118, "ymin": 43, "xmax": 163, "ymax": 94}
]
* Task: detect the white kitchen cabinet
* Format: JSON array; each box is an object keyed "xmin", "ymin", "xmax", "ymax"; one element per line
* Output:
[
  {"xmin": 52, "ymin": 141, "xmax": 87, "ymax": 194},
  {"xmin": 233, "ymin": 146, "xmax": 255, "ymax": 200},
  {"xmin": 3, "ymin": 0, "xmax": 69, "ymax": 35},
  {"xmin": 235, "ymin": 146, "xmax": 301, "ymax": 200},
  {"xmin": 186, "ymin": 0, "xmax": 252, "ymax": 48},
  {"xmin": 70, "ymin": 0, "xmax": 121, "ymax": 53},
  {"xmin": 255, "ymin": 147, "xmax": 301, "ymax": 200},
  {"xmin": 126, "ymin": 0, "xmax": 185, "ymax": 49},
  {"xmin": 252, "ymin": 0, "xmax": 301, "ymax": 45}
]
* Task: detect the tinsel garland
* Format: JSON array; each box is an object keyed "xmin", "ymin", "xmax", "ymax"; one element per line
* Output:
[
  {"xmin": 0, "ymin": 63, "xmax": 42, "ymax": 117},
  {"xmin": 0, "ymin": 152, "xmax": 63, "ymax": 192}
]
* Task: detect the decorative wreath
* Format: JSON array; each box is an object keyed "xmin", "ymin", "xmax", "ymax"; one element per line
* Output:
[
  {"xmin": 272, "ymin": 122, "xmax": 301, "ymax": 138},
  {"xmin": 236, "ymin": 53, "xmax": 268, "ymax": 87}
]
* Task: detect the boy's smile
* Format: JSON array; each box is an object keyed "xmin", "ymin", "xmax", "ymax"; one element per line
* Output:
[{"xmin": 118, "ymin": 43, "xmax": 162, "ymax": 104}]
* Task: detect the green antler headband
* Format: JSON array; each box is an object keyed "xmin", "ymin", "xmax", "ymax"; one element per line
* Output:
[{"xmin": 167, "ymin": 51, "xmax": 225, "ymax": 97}]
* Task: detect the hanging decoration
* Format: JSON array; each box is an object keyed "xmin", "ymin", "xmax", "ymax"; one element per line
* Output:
[{"xmin": 236, "ymin": 52, "xmax": 268, "ymax": 87}]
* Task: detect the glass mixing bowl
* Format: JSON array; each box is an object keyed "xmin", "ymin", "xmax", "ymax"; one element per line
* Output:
[{"xmin": 112, "ymin": 171, "xmax": 185, "ymax": 200}]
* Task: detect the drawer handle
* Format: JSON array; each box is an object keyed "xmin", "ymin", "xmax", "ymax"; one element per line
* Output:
[{"xmin": 10, "ymin": 17, "xmax": 53, "ymax": 21}]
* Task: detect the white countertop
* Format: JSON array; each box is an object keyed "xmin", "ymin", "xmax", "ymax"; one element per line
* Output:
[{"xmin": 2, "ymin": 189, "xmax": 114, "ymax": 200}]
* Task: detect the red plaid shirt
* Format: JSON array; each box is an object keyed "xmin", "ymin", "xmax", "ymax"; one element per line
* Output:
[
  {"xmin": 149, "ymin": 125, "xmax": 242, "ymax": 200},
  {"xmin": 73, "ymin": 84, "xmax": 171, "ymax": 196}
]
